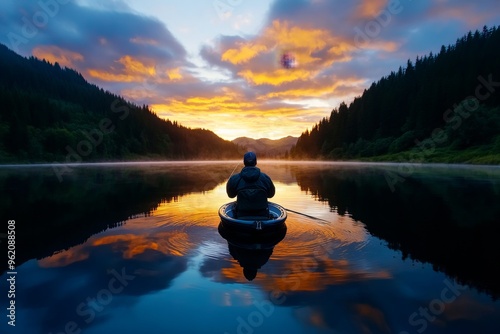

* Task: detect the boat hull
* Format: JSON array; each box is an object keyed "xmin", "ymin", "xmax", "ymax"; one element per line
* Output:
[
  {"xmin": 218, "ymin": 222, "xmax": 287, "ymax": 247},
  {"xmin": 218, "ymin": 201, "xmax": 287, "ymax": 233}
]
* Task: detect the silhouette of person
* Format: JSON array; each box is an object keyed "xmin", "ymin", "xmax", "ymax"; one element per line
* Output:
[
  {"xmin": 218, "ymin": 223, "xmax": 286, "ymax": 281},
  {"xmin": 226, "ymin": 152, "xmax": 275, "ymax": 218},
  {"xmin": 228, "ymin": 244, "xmax": 274, "ymax": 281}
]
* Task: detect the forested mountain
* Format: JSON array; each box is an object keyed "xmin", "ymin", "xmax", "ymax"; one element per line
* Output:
[
  {"xmin": 0, "ymin": 44, "xmax": 240, "ymax": 162},
  {"xmin": 291, "ymin": 26, "xmax": 500, "ymax": 164},
  {"xmin": 232, "ymin": 136, "xmax": 297, "ymax": 158}
]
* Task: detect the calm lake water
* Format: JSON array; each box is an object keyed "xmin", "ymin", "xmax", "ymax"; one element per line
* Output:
[{"xmin": 1, "ymin": 161, "xmax": 500, "ymax": 334}]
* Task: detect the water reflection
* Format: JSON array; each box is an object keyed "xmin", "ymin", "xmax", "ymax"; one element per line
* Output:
[
  {"xmin": 218, "ymin": 223, "xmax": 287, "ymax": 281},
  {"xmin": 290, "ymin": 163, "xmax": 500, "ymax": 298},
  {"xmin": 0, "ymin": 163, "xmax": 234, "ymax": 273},
  {"xmin": 1, "ymin": 162, "xmax": 500, "ymax": 334}
]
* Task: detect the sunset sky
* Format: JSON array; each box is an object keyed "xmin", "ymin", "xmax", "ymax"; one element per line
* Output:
[{"xmin": 1, "ymin": 0, "xmax": 500, "ymax": 140}]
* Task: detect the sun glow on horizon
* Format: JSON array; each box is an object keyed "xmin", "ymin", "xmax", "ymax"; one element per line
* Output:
[{"xmin": 5, "ymin": 0, "xmax": 498, "ymax": 140}]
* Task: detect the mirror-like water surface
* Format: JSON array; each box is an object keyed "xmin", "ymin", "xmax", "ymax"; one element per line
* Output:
[{"xmin": 1, "ymin": 162, "xmax": 500, "ymax": 334}]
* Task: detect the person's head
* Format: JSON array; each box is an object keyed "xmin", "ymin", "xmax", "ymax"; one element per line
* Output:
[
  {"xmin": 243, "ymin": 267, "xmax": 258, "ymax": 281},
  {"xmin": 243, "ymin": 151, "xmax": 257, "ymax": 167}
]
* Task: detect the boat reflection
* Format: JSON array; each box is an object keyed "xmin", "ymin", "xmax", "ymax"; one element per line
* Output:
[{"xmin": 218, "ymin": 223, "xmax": 287, "ymax": 281}]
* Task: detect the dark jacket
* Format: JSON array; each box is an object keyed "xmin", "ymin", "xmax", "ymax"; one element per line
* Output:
[{"xmin": 226, "ymin": 167, "xmax": 275, "ymax": 217}]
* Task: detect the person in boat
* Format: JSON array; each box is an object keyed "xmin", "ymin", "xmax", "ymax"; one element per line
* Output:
[{"xmin": 226, "ymin": 152, "xmax": 275, "ymax": 218}]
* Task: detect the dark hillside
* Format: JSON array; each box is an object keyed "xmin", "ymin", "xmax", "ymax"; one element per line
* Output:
[
  {"xmin": 291, "ymin": 26, "xmax": 500, "ymax": 164},
  {"xmin": 0, "ymin": 44, "xmax": 240, "ymax": 162}
]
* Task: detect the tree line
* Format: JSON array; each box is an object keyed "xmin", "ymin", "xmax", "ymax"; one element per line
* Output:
[
  {"xmin": 0, "ymin": 43, "xmax": 240, "ymax": 162},
  {"xmin": 291, "ymin": 26, "xmax": 500, "ymax": 163}
]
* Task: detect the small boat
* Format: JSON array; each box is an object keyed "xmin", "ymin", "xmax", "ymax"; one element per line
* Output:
[
  {"xmin": 218, "ymin": 221, "xmax": 287, "ymax": 246},
  {"xmin": 218, "ymin": 201, "xmax": 287, "ymax": 233}
]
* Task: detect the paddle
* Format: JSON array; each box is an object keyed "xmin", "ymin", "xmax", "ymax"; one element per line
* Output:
[{"xmin": 283, "ymin": 207, "xmax": 331, "ymax": 223}]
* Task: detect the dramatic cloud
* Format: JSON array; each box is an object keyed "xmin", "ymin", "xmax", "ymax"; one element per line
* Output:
[
  {"xmin": 0, "ymin": 0, "xmax": 189, "ymax": 93},
  {"xmin": 1, "ymin": 0, "xmax": 499, "ymax": 139},
  {"xmin": 32, "ymin": 45, "xmax": 84, "ymax": 68}
]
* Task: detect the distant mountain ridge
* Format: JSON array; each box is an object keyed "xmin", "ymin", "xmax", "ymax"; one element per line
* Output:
[{"xmin": 232, "ymin": 136, "xmax": 298, "ymax": 158}]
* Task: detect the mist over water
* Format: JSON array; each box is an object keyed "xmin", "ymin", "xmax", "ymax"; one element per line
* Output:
[{"xmin": 1, "ymin": 161, "xmax": 500, "ymax": 334}]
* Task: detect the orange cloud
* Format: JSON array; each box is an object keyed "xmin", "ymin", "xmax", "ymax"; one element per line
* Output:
[
  {"xmin": 166, "ymin": 67, "xmax": 183, "ymax": 80},
  {"xmin": 220, "ymin": 258, "xmax": 381, "ymax": 291},
  {"xmin": 219, "ymin": 240, "xmax": 392, "ymax": 292},
  {"xmin": 119, "ymin": 55, "xmax": 156, "ymax": 76},
  {"xmin": 107, "ymin": 16, "xmax": 400, "ymax": 140},
  {"xmin": 158, "ymin": 95, "xmax": 255, "ymax": 113},
  {"xmin": 263, "ymin": 20, "xmax": 356, "ymax": 66},
  {"xmin": 239, "ymin": 68, "xmax": 313, "ymax": 86},
  {"xmin": 92, "ymin": 231, "xmax": 191, "ymax": 258},
  {"xmin": 87, "ymin": 70, "xmax": 139, "ymax": 82},
  {"xmin": 356, "ymin": 0, "xmax": 388, "ymax": 18},
  {"xmin": 262, "ymin": 78, "xmax": 366, "ymax": 99},
  {"xmin": 159, "ymin": 19, "xmax": 396, "ymax": 138},
  {"xmin": 264, "ymin": 20, "xmax": 331, "ymax": 52},
  {"xmin": 216, "ymin": 20, "xmax": 359, "ymax": 87},
  {"xmin": 88, "ymin": 55, "xmax": 156, "ymax": 82},
  {"xmin": 222, "ymin": 43, "xmax": 268, "ymax": 64},
  {"xmin": 38, "ymin": 244, "xmax": 89, "ymax": 268},
  {"xmin": 32, "ymin": 45, "xmax": 84, "ymax": 68},
  {"xmin": 153, "ymin": 100, "xmax": 311, "ymax": 117}
]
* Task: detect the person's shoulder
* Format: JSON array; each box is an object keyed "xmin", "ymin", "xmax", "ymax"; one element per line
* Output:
[{"xmin": 260, "ymin": 172, "xmax": 272, "ymax": 180}]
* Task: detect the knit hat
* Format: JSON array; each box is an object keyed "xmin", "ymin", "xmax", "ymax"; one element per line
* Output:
[{"xmin": 243, "ymin": 152, "xmax": 257, "ymax": 166}]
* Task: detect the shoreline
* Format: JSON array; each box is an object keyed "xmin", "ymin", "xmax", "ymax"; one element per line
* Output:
[{"xmin": 1, "ymin": 159, "xmax": 499, "ymax": 169}]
